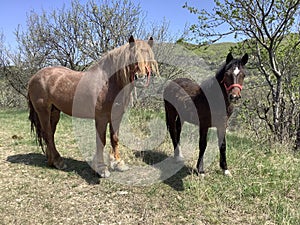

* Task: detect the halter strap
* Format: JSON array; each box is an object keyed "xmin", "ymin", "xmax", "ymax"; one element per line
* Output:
[
  {"xmin": 224, "ymin": 83, "xmax": 243, "ymax": 92},
  {"xmin": 221, "ymin": 76, "xmax": 243, "ymax": 92},
  {"xmin": 144, "ymin": 65, "xmax": 151, "ymax": 87},
  {"xmin": 130, "ymin": 64, "xmax": 139, "ymax": 83}
]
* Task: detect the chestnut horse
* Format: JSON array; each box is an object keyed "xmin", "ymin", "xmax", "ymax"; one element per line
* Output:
[
  {"xmin": 28, "ymin": 36, "xmax": 158, "ymax": 178},
  {"xmin": 163, "ymin": 53, "xmax": 248, "ymax": 176}
]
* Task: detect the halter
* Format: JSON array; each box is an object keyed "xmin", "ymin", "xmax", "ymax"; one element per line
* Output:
[
  {"xmin": 223, "ymin": 83, "xmax": 243, "ymax": 92},
  {"xmin": 220, "ymin": 74, "xmax": 243, "ymax": 92}
]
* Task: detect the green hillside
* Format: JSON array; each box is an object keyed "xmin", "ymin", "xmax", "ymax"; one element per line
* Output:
[{"xmin": 178, "ymin": 41, "xmax": 237, "ymax": 64}]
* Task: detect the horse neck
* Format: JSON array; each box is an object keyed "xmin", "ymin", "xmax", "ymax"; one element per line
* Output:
[
  {"xmin": 88, "ymin": 52, "xmax": 132, "ymax": 86},
  {"xmin": 214, "ymin": 70, "xmax": 231, "ymax": 104},
  {"xmin": 111, "ymin": 70, "xmax": 134, "ymax": 91},
  {"xmin": 105, "ymin": 48, "xmax": 133, "ymax": 88},
  {"xmin": 217, "ymin": 80, "xmax": 233, "ymax": 116},
  {"xmin": 204, "ymin": 77, "xmax": 233, "ymax": 116}
]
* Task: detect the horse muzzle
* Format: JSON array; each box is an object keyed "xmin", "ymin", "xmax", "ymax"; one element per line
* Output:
[
  {"xmin": 134, "ymin": 66, "xmax": 151, "ymax": 88},
  {"xmin": 228, "ymin": 86, "xmax": 242, "ymax": 103}
]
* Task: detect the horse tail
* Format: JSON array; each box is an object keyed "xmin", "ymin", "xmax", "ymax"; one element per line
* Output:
[{"xmin": 28, "ymin": 96, "xmax": 45, "ymax": 152}]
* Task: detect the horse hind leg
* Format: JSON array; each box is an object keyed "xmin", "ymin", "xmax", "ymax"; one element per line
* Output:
[
  {"xmin": 50, "ymin": 106, "xmax": 60, "ymax": 134},
  {"xmin": 37, "ymin": 105, "xmax": 66, "ymax": 170},
  {"xmin": 165, "ymin": 101, "xmax": 182, "ymax": 162},
  {"xmin": 49, "ymin": 106, "xmax": 66, "ymax": 170}
]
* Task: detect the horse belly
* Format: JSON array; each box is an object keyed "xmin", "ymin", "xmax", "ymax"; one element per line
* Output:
[
  {"xmin": 54, "ymin": 101, "xmax": 74, "ymax": 116},
  {"xmin": 48, "ymin": 85, "xmax": 78, "ymax": 116},
  {"xmin": 181, "ymin": 108, "xmax": 201, "ymax": 125}
]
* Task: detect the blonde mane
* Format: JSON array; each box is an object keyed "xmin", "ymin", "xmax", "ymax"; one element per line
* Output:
[{"xmin": 87, "ymin": 40, "xmax": 159, "ymax": 86}]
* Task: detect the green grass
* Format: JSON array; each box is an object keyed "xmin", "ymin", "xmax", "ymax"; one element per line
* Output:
[
  {"xmin": 178, "ymin": 41, "xmax": 237, "ymax": 64},
  {"xmin": 0, "ymin": 109, "xmax": 299, "ymax": 224}
]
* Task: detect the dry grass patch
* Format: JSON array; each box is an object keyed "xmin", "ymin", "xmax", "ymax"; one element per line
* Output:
[{"xmin": 0, "ymin": 109, "xmax": 299, "ymax": 224}]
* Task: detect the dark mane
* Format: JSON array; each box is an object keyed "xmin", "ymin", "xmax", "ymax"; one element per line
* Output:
[{"xmin": 215, "ymin": 63, "xmax": 227, "ymax": 82}]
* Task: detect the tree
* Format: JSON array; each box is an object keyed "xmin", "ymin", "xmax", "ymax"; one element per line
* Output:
[
  {"xmin": 0, "ymin": 32, "xmax": 4, "ymax": 68},
  {"xmin": 0, "ymin": 32, "xmax": 26, "ymax": 106},
  {"xmin": 4, "ymin": 0, "xmax": 144, "ymax": 97},
  {"xmin": 185, "ymin": 0, "xmax": 300, "ymax": 146},
  {"xmin": 4, "ymin": 0, "xmax": 187, "ymax": 105}
]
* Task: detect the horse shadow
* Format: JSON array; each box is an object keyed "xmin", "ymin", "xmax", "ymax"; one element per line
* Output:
[
  {"xmin": 6, "ymin": 153, "xmax": 100, "ymax": 185},
  {"xmin": 6, "ymin": 151, "xmax": 194, "ymax": 190},
  {"xmin": 134, "ymin": 150, "xmax": 194, "ymax": 191}
]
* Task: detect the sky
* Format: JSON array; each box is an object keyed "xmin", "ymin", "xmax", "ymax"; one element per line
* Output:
[{"xmin": 0, "ymin": 0, "xmax": 228, "ymax": 48}]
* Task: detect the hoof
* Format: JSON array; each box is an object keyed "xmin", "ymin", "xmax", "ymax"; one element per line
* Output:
[
  {"xmin": 111, "ymin": 160, "xmax": 129, "ymax": 172},
  {"xmin": 94, "ymin": 165, "xmax": 110, "ymax": 178},
  {"xmin": 175, "ymin": 156, "xmax": 184, "ymax": 163},
  {"xmin": 195, "ymin": 168, "xmax": 205, "ymax": 177},
  {"xmin": 99, "ymin": 168, "xmax": 111, "ymax": 178},
  {"xmin": 224, "ymin": 170, "xmax": 232, "ymax": 177},
  {"xmin": 53, "ymin": 158, "xmax": 67, "ymax": 170},
  {"xmin": 197, "ymin": 171, "xmax": 205, "ymax": 178}
]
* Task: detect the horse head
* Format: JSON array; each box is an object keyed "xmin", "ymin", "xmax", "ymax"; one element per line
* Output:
[
  {"xmin": 128, "ymin": 35, "xmax": 159, "ymax": 87},
  {"xmin": 219, "ymin": 52, "xmax": 248, "ymax": 103}
]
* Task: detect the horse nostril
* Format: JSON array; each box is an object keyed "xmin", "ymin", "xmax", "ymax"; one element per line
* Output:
[
  {"xmin": 230, "ymin": 94, "xmax": 236, "ymax": 100},
  {"xmin": 229, "ymin": 94, "xmax": 241, "ymax": 102}
]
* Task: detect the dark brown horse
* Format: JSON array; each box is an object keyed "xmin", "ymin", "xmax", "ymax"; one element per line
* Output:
[
  {"xmin": 28, "ymin": 36, "xmax": 158, "ymax": 178},
  {"xmin": 163, "ymin": 53, "xmax": 248, "ymax": 176}
]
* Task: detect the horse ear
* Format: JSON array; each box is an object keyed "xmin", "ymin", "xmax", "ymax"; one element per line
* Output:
[
  {"xmin": 226, "ymin": 52, "xmax": 234, "ymax": 64},
  {"xmin": 241, "ymin": 53, "xmax": 248, "ymax": 65},
  {"xmin": 129, "ymin": 35, "xmax": 135, "ymax": 48},
  {"xmin": 148, "ymin": 37, "xmax": 154, "ymax": 48}
]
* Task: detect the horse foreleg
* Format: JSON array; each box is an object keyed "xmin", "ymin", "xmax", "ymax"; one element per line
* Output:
[
  {"xmin": 93, "ymin": 118, "xmax": 110, "ymax": 178},
  {"xmin": 174, "ymin": 116, "xmax": 184, "ymax": 162},
  {"xmin": 196, "ymin": 127, "xmax": 208, "ymax": 176},
  {"xmin": 217, "ymin": 128, "xmax": 232, "ymax": 177},
  {"xmin": 109, "ymin": 120, "xmax": 129, "ymax": 172}
]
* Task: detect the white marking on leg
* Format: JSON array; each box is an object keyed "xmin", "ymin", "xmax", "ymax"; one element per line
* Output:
[
  {"xmin": 233, "ymin": 67, "xmax": 240, "ymax": 76},
  {"xmin": 224, "ymin": 170, "xmax": 232, "ymax": 177},
  {"xmin": 175, "ymin": 145, "xmax": 184, "ymax": 162}
]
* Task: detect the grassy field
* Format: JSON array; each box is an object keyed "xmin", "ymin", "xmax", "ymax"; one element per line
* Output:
[{"xmin": 0, "ymin": 109, "xmax": 299, "ymax": 224}]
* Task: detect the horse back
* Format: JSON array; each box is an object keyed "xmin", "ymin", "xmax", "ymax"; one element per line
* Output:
[
  {"xmin": 28, "ymin": 66, "xmax": 84, "ymax": 116},
  {"xmin": 171, "ymin": 78, "xmax": 202, "ymax": 97},
  {"xmin": 164, "ymin": 78, "xmax": 210, "ymax": 126}
]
